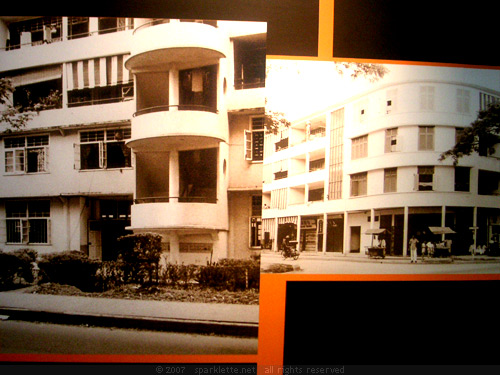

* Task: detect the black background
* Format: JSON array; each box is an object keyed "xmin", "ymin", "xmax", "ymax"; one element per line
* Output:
[
  {"xmin": 3, "ymin": 0, "xmax": 500, "ymax": 368},
  {"xmin": 284, "ymin": 281, "xmax": 500, "ymax": 365}
]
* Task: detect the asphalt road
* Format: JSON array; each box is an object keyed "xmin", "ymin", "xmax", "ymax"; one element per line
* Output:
[
  {"xmin": 261, "ymin": 253, "xmax": 500, "ymax": 274},
  {"xmin": 0, "ymin": 320, "xmax": 258, "ymax": 355}
]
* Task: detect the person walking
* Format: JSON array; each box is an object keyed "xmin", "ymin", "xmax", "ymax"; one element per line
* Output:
[{"xmin": 409, "ymin": 235, "xmax": 419, "ymax": 263}]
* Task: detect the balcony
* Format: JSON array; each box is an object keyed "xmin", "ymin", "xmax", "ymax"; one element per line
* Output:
[
  {"xmin": 125, "ymin": 21, "xmax": 229, "ymax": 72},
  {"xmin": 128, "ymin": 108, "xmax": 227, "ymax": 151},
  {"xmin": 130, "ymin": 201, "xmax": 227, "ymax": 231}
]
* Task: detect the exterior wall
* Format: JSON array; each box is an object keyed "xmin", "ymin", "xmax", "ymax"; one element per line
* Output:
[{"xmin": 228, "ymin": 190, "xmax": 261, "ymax": 259}]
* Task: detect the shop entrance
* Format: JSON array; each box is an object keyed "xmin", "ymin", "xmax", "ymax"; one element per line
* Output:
[{"xmin": 326, "ymin": 215, "xmax": 344, "ymax": 252}]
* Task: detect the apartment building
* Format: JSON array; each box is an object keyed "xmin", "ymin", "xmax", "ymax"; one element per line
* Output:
[
  {"xmin": 0, "ymin": 17, "xmax": 266, "ymax": 264},
  {"xmin": 262, "ymin": 65, "xmax": 500, "ymax": 256}
]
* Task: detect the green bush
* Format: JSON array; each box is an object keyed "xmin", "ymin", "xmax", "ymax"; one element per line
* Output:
[
  {"xmin": 0, "ymin": 249, "xmax": 38, "ymax": 290},
  {"xmin": 117, "ymin": 233, "xmax": 163, "ymax": 285},
  {"xmin": 38, "ymin": 251, "xmax": 100, "ymax": 292}
]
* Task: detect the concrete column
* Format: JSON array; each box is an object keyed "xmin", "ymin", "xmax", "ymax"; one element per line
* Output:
[
  {"xmin": 472, "ymin": 206, "xmax": 478, "ymax": 257},
  {"xmin": 343, "ymin": 211, "xmax": 349, "ymax": 255},
  {"xmin": 169, "ymin": 232, "xmax": 180, "ymax": 264},
  {"xmin": 441, "ymin": 205, "xmax": 446, "ymax": 242},
  {"xmin": 89, "ymin": 18, "xmax": 99, "ymax": 35},
  {"xmin": 273, "ymin": 217, "xmax": 278, "ymax": 252},
  {"xmin": 297, "ymin": 216, "xmax": 302, "ymax": 251},
  {"xmin": 62, "ymin": 17, "xmax": 68, "ymax": 41},
  {"xmin": 370, "ymin": 208, "xmax": 375, "ymax": 229},
  {"xmin": 403, "ymin": 206, "xmax": 409, "ymax": 257},
  {"xmin": 169, "ymin": 150, "xmax": 179, "ymax": 202},
  {"xmin": 169, "ymin": 69, "xmax": 179, "ymax": 110},
  {"xmin": 322, "ymin": 213, "xmax": 328, "ymax": 253}
]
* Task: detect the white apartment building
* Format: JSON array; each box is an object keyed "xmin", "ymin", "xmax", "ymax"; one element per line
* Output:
[
  {"xmin": 0, "ymin": 17, "xmax": 266, "ymax": 264},
  {"xmin": 262, "ymin": 65, "xmax": 500, "ymax": 256}
]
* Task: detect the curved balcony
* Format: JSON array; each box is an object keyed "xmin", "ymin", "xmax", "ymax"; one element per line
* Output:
[
  {"xmin": 125, "ymin": 21, "xmax": 229, "ymax": 72},
  {"xmin": 130, "ymin": 201, "xmax": 228, "ymax": 231},
  {"xmin": 127, "ymin": 107, "xmax": 228, "ymax": 151}
]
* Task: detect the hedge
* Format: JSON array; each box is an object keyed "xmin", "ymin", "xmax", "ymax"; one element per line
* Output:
[
  {"xmin": 0, "ymin": 249, "xmax": 38, "ymax": 290},
  {"xmin": 38, "ymin": 250, "xmax": 100, "ymax": 292}
]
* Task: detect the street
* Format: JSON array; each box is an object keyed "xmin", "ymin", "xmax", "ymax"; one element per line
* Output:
[
  {"xmin": 0, "ymin": 320, "xmax": 258, "ymax": 355},
  {"xmin": 261, "ymin": 252, "xmax": 500, "ymax": 274}
]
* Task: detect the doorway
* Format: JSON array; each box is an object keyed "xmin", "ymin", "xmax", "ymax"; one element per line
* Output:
[{"xmin": 350, "ymin": 226, "xmax": 361, "ymax": 253}]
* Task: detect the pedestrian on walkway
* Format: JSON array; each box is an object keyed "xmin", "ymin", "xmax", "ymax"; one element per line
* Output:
[{"xmin": 409, "ymin": 235, "xmax": 419, "ymax": 263}]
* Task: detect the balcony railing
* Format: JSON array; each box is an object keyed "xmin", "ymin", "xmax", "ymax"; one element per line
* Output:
[
  {"xmin": 134, "ymin": 196, "xmax": 217, "ymax": 204},
  {"xmin": 3, "ymin": 25, "xmax": 133, "ymax": 52},
  {"xmin": 133, "ymin": 104, "xmax": 218, "ymax": 117}
]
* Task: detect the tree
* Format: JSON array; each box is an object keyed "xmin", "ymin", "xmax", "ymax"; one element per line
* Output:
[
  {"xmin": 439, "ymin": 101, "xmax": 500, "ymax": 165},
  {"xmin": 333, "ymin": 62, "xmax": 389, "ymax": 83},
  {"xmin": 0, "ymin": 77, "xmax": 34, "ymax": 132}
]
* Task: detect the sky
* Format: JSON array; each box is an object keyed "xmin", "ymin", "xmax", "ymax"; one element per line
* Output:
[{"xmin": 264, "ymin": 60, "xmax": 500, "ymax": 123}]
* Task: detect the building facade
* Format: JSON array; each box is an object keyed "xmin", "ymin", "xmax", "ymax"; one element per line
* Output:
[
  {"xmin": 262, "ymin": 66, "xmax": 500, "ymax": 256},
  {"xmin": 0, "ymin": 17, "xmax": 266, "ymax": 264}
]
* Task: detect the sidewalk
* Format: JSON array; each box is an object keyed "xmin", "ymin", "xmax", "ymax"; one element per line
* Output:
[
  {"xmin": 0, "ymin": 289, "xmax": 259, "ymax": 337},
  {"xmin": 261, "ymin": 250, "xmax": 500, "ymax": 264}
]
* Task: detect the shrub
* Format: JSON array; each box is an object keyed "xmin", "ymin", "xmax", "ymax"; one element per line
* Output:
[
  {"xmin": 95, "ymin": 260, "xmax": 125, "ymax": 291},
  {"xmin": 38, "ymin": 250, "xmax": 100, "ymax": 292},
  {"xmin": 161, "ymin": 264, "xmax": 199, "ymax": 287},
  {"xmin": 0, "ymin": 249, "xmax": 38, "ymax": 290},
  {"xmin": 197, "ymin": 258, "xmax": 260, "ymax": 291},
  {"xmin": 117, "ymin": 233, "xmax": 163, "ymax": 285}
]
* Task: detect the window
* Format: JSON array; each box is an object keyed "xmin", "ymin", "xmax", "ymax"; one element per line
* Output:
[
  {"xmin": 386, "ymin": 89, "xmax": 397, "ymax": 114},
  {"xmin": 351, "ymin": 135, "xmax": 368, "ymax": 159},
  {"xmin": 309, "ymin": 158, "xmax": 325, "ymax": 172},
  {"xmin": 6, "ymin": 201, "xmax": 50, "ymax": 244},
  {"xmin": 100, "ymin": 200, "xmax": 132, "ymax": 219},
  {"xmin": 68, "ymin": 17, "xmax": 89, "ymax": 40},
  {"xmin": 420, "ymin": 86, "xmax": 435, "ymax": 111},
  {"xmin": 76, "ymin": 128, "xmax": 131, "ymax": 170},
  {"xmin": 479, "ymin": 92, "xmax": 500, "ymax": 111},
  {"xmin": 273, "ymin": 160, "xmax": 288, "ymax": 180},
  {"xmin": 416, "ymin": 166, "xmax": 434, "ymax": 191},
  {"xmin": 98, "ymin": 17, "xmax": 132, "ymax": 34},
  {"xmin": 385, "ymin": 128, "xmax": 398, "ymax": 153},
  {"xmin": 250, "ymin": 195, "xmax": 262, "ymax": 247},
  {"xmin": 4, "ymin": 135, "xmax": 49, "ymax": 174},
  {"xmin": 233, "ymin": 36, "xmax": 266, "ymax": 90},
  {"xmin": 7, "ymin": 17, "xmax": 62, "ymax": 49},
  {"xmin": 456, "ymin": 89, "xmax": 470, "ymax": 113},
  {"xmin": 418, "ymin": 126, "xmax": 434, "ymax": 151},
  {"xmin": 454, "ymin": 167, "xmax": 470, "ymax": 192},
  {"xmin": 350, "ymin": 172, "xmax": 367, "ymax": 197},
  {"xmin": 383, "ymin": 168, "xmax": 397, "ymax": 193},
  {"xmin": 244, "ymin": 116, "xmax": 265, "ymax": 161}
]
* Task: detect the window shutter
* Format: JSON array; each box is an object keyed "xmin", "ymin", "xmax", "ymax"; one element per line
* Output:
[
  {"xmin": 413, "ymin": 173, "xmax": 418, "ymax": 191},
  {"xmin": 244, "ymin": 130, "xmax": 252, "ymax": 160},
  {"xmin": 73, "ymin": 143, "xmax": 81, "ymax": 170},
  {"xmin": 99, "ymin": 141, "xmax": 106, "ymax": 168}
]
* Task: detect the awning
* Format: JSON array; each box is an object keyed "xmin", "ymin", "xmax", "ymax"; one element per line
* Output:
[
  {"xmin": 429, "ymin": 227, "xmax": 456, "ymax": 234},
  {"xmin": 66, "ymin": 54, "xmax": 130, "ymax": 90},
  {"xmin": 364, "ymin": 228, "xmax": 386, "ymax": 235}
]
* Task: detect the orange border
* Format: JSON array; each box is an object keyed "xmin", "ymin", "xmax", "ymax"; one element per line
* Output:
[
  {"xmin": 0, "ymin": 354, "xmax": 258, "ymax": 363},
  {"xmin": 257, "ymin": 273, "xmax": 500, "ymax": 369}
]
